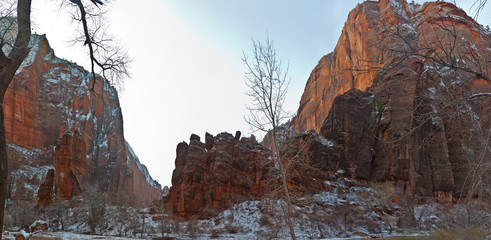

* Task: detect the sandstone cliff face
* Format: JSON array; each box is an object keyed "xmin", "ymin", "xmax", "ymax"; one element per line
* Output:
[
  {"xmin": 53, "ymin": 132, "xmax": 87, "ymax": 201},
  {"xmin": 166, "ymin": 0, "xmax": 490, "ymax": 217},
  {"xmin": 165, "ymin": 131, "xmax": 337, "ymax": 218},
  {"xmin": 293, "ymin": 0, "xmax": 403, "ymax": 133},
  {"xmin": 5, "ymin": 34, "xmax": 161, "ymax": 206},
  {"xmin": 165, "ymin": 132, "xmax": 270, "ymax": 218},
  {"xmin": 292, "ymin": 0, "xmax": 489, "ymax": 134},
  {"xmin": 310, "ymin": 1, "xmax": 490, "ymax": 198}
]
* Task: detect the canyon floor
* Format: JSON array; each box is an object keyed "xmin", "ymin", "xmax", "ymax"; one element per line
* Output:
[{"xmin": 3, "ymin": 177, "xmax": 490, "ymax": 239}]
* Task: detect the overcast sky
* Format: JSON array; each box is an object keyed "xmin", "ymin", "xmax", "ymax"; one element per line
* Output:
[{"xmin": 30, "ymin": 0, "xmax": 490, "ymax": 187}]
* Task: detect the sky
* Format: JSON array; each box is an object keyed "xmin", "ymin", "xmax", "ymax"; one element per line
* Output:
[{"xmin": 29, "ymin": 0, "xmax": 490, "ymax": 187}]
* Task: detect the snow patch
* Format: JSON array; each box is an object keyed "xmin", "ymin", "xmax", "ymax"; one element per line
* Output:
[
  {"xmin": 389, "ymin": 0, "xmax": 409, "ymax": 20},
  {"xmin": 318, "ymin": 135, "xmax": 335, "ymax": 148},
  {"xmin": 125, "ymin": 141, "xmax": 162, "ymax": 190},
  {"xmin": 16, "ymin": 35, "xmax": 44, "ymax": 74}
]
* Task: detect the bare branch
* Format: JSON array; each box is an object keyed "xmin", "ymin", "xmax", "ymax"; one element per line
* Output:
[
  {"xmin": 65, "ymin": 0, "xmax": 131, "ymax": 92},
  {"xmin": 243, "ymin": 36, "xmax": 296, "ymax": 239}
]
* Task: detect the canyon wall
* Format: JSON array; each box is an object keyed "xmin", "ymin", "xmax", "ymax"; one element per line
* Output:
[
  {"xmin": 165, "ymin": 0, "xmax": 490, "ymax": 217},
  {"xmin": 5, "ymin": 34, "xmax": 162, "ymax": 206}
]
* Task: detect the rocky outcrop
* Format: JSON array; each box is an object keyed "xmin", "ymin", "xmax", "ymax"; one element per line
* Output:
[
  {"xmin": 165, "ymin": 0, "xmax": 490, "ymax": 217},
  {"xmin": 165, "ymin": 132, "xmax": 271, "ymax": 218},
  {"xmin": 165, "ymin": 131, "xmax": 338, "ymax": 218},
  {"xmin": 290, "ymin": 0, "xmax": 490, "ymax": 199},
  {"xmin": 53, "ymin": 132, "xmax": 87, "ymax": 201},
  {"xmin": 5, "ymin": 34, "xmax": 162, "ymax": 206}
]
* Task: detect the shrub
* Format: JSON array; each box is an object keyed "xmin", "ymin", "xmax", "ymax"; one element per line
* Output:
[
  {"xmin": 224, "ymin": 224, "xmax": 240, "ymax": 234},
  {"xmin": 259, "ymin": 214, "xmax": 271, "ymax": 227}
]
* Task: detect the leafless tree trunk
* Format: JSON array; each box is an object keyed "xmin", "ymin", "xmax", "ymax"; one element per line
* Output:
[
  {"xmin": 242, "ymin": 36, "xmax": 296, "ymax": 240},
  {"xmin": 64, "ymin": 0, "xmax": 131, "ymax": 91},
  {"xmin": 0, "ymin": 0, "xmax": 31, "ymax": 234}
]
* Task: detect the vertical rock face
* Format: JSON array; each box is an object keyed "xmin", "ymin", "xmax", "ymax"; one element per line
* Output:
[
  {"xmin": 37, "ymin": 169, "xmax": 54, "ymax": 206},
  {"xmin": 320, "ymin": 89, "xmax": 376, "ymax": 180},
  {"xmin": 166, "ymin": 0, "xmax": 489, "ymax": 217},
  {"xmin": 292, "ymin": 0, "xmax": 490, "ymax": 134},
  {"xmin": 5, "ymin": 34, "xmax": 162, "ymax": 206},
  {"xmin": 54, "ymin": 132, "xmax": 87, "ymax": 200},
  {"xmin": 309, "ymin": 1, "xmax": 490, "ymax": 198},
  {"xmin": 293, "ymin": 0, "xmax": 403, "ymax": 133},
  {"xmin": 165, "ymin": 133, "xmax": 272, "ymax": 218}
]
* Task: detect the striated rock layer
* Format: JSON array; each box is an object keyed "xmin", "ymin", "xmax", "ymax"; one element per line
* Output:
[
  {"xmin": 164, "ymin": 131, "xmax": 337, "ymax": 218},
  {"xmin": 297, "ymin": 0, "xmax": 490, "ymax": 199},
  {"xmin": 166, "ymin": 0, "xmax": 490, "ymax": 217},
  {"xmin": 292, "ymin": 0, "xmax": 489, "ymax": 134},
  {"xmin": 4, "ymin": 34, "xmax": 161, "ymax": 206},
  {"xmin": 165, "ymin": 132, "xmax": 270, "ymax": 218}
]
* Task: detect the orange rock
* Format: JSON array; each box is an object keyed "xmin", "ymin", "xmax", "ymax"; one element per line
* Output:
[
  {"xmin": 5, "ymin": 34, "xmax": 161, "ymax": 207},
  {"xmin": 292, "ymin": 0, "xmax": 489, "ymax": 198},
  {"xmin": 164, "ymin": 133, "xmax": 272, "ymax": 218},
  {"xmin": 37, "ymin": 169, "xmax": 54, "ymax": 206},
  {"xmin": 54, "ymin": 132, "xmax": 87, "ymax": 200}
]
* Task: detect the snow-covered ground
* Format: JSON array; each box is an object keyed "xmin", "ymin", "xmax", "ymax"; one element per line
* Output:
[{"xmin": 4, "ymin": 177, "xmax": 490, "ymax": 239}]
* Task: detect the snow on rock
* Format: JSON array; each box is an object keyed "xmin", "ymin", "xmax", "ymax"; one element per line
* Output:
[
  {"xmin": 125, "ymin": 141, "xmax": 161, "ymax": 190},
  {"xmin": 5, "ymin": 33, "xmax": 161, "ymax": 207}
]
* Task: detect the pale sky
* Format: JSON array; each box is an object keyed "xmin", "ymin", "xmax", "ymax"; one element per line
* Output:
[{"xmin": 29, "ymin": 0, "xmax": 490, "ymax": 187}]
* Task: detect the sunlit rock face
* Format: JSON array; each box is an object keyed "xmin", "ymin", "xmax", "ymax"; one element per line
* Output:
[
  {"xmin": 292, "ymin": 0, "xmax": 489, "ymax": 134},
  {"xmin": 4, "ymin": 34, "xmax": 162, "ymax": 207},
  {"xmin": 295, "ymin": 0, "xmax": 490, "ymax": 199},
  {"xmin": 165, "ymin": 0, "xmax": 490, "ymax": 217}
]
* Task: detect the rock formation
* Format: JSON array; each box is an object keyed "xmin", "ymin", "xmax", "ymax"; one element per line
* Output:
[
  {"xmin": 299, "ymin": 0, "xmax": 490, "ymax": 198},
  {"xmin": 53, "ymin": 132, "xmax": 87, "ymax": 201},
  {"xmin": 166, "ymin": 0, "xmax": 490, "ymax": 217},
  {"xmin": 5, "ymin": 34, "xmax": 161, "ymax": 206},
  {"xmin": 165, "ymin": 132, "xmax": 271, "ymax": 218}
]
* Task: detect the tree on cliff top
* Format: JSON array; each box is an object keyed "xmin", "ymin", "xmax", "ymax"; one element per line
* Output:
[
  {"xmin": 242, "ymin": 36, "xmax": 296, "ymax": 240},
  {"xmin": 0, "ymin": 0, "xmax": 129, "ymax": 233}
]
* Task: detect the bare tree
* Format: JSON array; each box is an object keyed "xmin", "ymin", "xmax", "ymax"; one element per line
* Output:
[
  {"xmin": 84, "ymin": 188, "xmax": 106, "ymax": 234},
  {"xmin": 242, "ymin": 36, "xmax": 296, "ymax": 240},
  {"xmin": 63, "ymin": 0, "xmax": 131, "ymax": 91}
]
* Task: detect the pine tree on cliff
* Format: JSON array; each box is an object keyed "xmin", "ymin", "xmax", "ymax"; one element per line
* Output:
[
  {"xmin": 242, "ymin": 36, "xmax": 296, "ymax": 240},
  {"xmin": 0, "ymin": 0, "xmax": 129, "ymax": 233}
]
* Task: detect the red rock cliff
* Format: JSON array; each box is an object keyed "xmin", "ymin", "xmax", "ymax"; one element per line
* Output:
[
  {"xmin": 4, "ymin": 34, "xmax": 162, "ymax": 206},
  {"xmin": 166, "ymin": 0, "xmax": 490, "ymax": 217},
  {"xmin": 164, "ymin": 132, "xmax": 270, "ymax": 218},
  {"xmin": 298, "ymin": 0, "xmax": 490, "ymax": 198},
  {"xmin": 293, "ymin": 0, "xmax": 489, "ymax": 134},
  {"xmin": 54, "ymin": 132, "xmax": 87, "ymax": 201}
]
